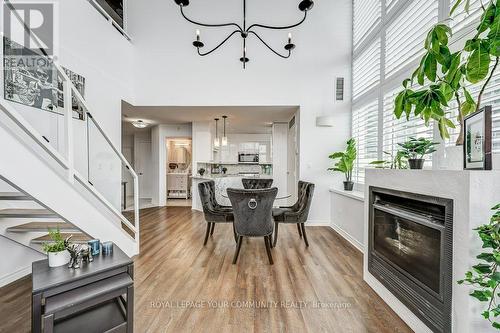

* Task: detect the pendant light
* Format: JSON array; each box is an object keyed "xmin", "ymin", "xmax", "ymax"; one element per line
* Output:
[
  {"xmin": 222, "ymin": 115, "xmax": 228, "ymax": 147},
  {"xmin": 213, "ymin": 118, "xmax": 220, "ymax": 148}
]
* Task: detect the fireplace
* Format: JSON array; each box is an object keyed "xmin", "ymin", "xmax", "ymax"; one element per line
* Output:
[{"xmin": 368, "ymin": 187, "xmax": 453, "ymax": 333}]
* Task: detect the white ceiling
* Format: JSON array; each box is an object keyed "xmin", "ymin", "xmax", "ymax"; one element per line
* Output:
[{"xmin": 122, "ymin": 103, "xmax": 298, "ymax": 135}]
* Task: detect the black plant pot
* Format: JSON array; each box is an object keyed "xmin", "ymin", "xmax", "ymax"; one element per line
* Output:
[
  {"xmin": 343, "ymin": 181, "xmax": 354, "ymax": 191},
  {"xmin": 408, "ymin": 159, "xmax": 425, "ymax": 170}
]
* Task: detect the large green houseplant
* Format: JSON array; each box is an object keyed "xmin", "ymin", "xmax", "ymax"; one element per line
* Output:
[
  {"xmin": 459, "ymin": 204, "xmax": 500, "ymax": 330},
  {"xmin": 394, "ymin": 0, "xmax": 500, "ymax": 145},
  {"xmin": 328, "ymin": 138, "xmax": 357, "ymax": 191}
]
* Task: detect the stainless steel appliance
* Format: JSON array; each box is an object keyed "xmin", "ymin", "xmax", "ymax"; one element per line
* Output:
[{"xmin": 238, "ymin": 153, "xmax": 259, "ymax": 164}]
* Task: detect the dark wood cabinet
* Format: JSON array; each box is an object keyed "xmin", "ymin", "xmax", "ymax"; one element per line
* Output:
[{"xmin": 32, "ymin": 244, "xmax": 134, "ymax": 333}]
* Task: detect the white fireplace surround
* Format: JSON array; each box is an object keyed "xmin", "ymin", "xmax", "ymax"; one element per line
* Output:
[{"xmin": 364, "ymin": 169, "xmax": 500, "ymax": 333}]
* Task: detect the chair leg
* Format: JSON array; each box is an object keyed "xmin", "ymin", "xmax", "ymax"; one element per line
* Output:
[
  {"xmin": 232, "ymin": 236, "xmax": 243, "ymax": 264},
  {"xmin": 210, "ymin": 223, "xmax": 216, "ymax": 236},
  {"xmin": 264, "ymin": 236, "xmax": 274, "ymax": 265},
  {"xmin": 273, "ymin": 221, "xmax": 279, "ymax": 247},
  {"xmin": 301, "ymin": 223, "xmax": 309, "ymax": 247},
  {"xmin": 297, "ymin": 223, "xmax": 303, "ymax": 238},
  {"xmin": 203, "ymin": 223, "xmax": 211, "ymax": 246},
  {"xmin": 232, "ymin": 224, "xmax": 237, "ymax": 243}
]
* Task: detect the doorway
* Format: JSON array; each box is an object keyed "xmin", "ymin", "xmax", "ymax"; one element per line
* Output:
[{"xmin": 166, "ymin": 138, "xmax": 192, "ymax": 207}]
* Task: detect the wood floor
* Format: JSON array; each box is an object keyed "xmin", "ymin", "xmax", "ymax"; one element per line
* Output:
[{"xmin": 0, "ymin": 206, "xmax": 412, "ymax": 333}]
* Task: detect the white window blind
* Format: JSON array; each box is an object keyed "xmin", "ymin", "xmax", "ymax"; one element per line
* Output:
[
  {"xmin": 353, "ymin": 0, "xmax": 381, "ymax": 47},
  {"xmin": 382, "ymin": 88, "xmax": 434, "ymax": 168},
  {"xmin": 385, "ymin": 0, "xmax": 439, "ymax": 78},
  {"xmin": 353, "ymin": 38, "xmax": 381, "ymax": 100},
  {"xmin": 385, "ymin": 0, "xmax": 400, "ymax": 13},
  {"xmin": 352, "ymin": 100, "xmax": 379, "ymax": 183},
  {"xmin": 450, "ymin": 0, "xmax": 483, "ymax": 37}
]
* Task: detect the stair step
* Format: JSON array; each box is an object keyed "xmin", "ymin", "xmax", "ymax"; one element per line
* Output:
[
  {"xmin": 31, "ymin": 233, "xmax": 91, "ymax": 244},
  {"xmin": 7, "ymin": 222, "xmax": 79, "ymax": 233},
  {"xmin": 0, "ymin": 192, "xmax": 31, "ymax": 200},
  {"xmin": 0, "ymin": 209, "xmax": 58, "ymax": 219}
]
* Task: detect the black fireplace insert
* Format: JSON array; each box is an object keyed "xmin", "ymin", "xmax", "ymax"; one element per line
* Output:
[{"xmin": 368, "ymin": 187, "xmax": 453, "ymax": 333}]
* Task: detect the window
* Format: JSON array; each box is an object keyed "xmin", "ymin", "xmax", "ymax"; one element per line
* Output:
[
  {"xmin": 449, "ymin": 0, "xmax": 483, "ymax": 38},
  {"xmin": 353, "ymin": 38, "xmax": 381, "ymax": 99},
  {"xmin": 352, "ymin": 100, "xmax": 379, "ymax": 183},
  {"xmin": 352, "ymin": 0, "xmax": 440, "ymax": 183},
  {"xmin": 383, "ymin": 88, "xmax": 434, "ymax": 167},
  {"xmin": 385, "ymin": 0, "xmax": 439, "ymax": 78},
  {"xmin": 353, "ymin": 0, "xmax": 381, "ymax": 47}
]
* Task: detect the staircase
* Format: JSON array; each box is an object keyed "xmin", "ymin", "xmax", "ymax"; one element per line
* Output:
[{"xmin": 0, "ymin": 2, "xmax": 140, "ymax": 287}]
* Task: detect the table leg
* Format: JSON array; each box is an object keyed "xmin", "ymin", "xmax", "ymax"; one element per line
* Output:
[
  {"xmin": 127, "ymin": 285, "xmax": 134, "ymax": 333},
  {"xmin": 32, "ymin": 293, "xmax": 42, "ymax": 333}
]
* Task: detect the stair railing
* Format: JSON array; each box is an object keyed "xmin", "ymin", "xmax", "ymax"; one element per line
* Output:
[{"xmin": 0, "ymin": 1, "xmax": 139, "ymax": 245}]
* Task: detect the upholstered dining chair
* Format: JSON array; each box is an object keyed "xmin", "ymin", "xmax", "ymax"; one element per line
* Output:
[
  {"xmin": 227, "ymin": 187, "xmax": 278, "ymax": 265},
  {"xmin": 198, "ymin": 180, "xmax": 234, "ymax": 245},
  {"xmin": 242, "ymin": 178, "xmax": 274, "ymax": 189},
  {"xmin": 272, "ymin": 181, "xmax": 315, "ymax": 247}
]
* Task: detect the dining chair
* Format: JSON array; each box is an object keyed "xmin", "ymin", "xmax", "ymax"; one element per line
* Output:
[
  {"xmin": 227, "ymin": 187, "xmax": 278, "ymax": 265},
  {"xmin": 272, "ymin": 181, "xmax": 315, "ymax": 247},
  {"xmin": 242, "ymin": 178, "xmax": 274, "ymax": 189},
  {"xmin": 198, "ymin": 180, "xmax": 234, "ymax": 245}
]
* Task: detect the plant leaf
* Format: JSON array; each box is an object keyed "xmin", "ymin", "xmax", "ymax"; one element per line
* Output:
[{"xmin": 466, "ymin": 46, "xmax": 491, "ymax": 83}]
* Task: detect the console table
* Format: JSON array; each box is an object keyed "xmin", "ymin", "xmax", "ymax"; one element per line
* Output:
[{"xmin": 32, "ymin": 244, "xmax": 134, "ymax": 333}]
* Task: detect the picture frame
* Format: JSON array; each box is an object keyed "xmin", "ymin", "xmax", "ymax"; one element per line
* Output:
[{"xmin": 463, "ymin": 105, "xmax": 492, "ymax": 170}]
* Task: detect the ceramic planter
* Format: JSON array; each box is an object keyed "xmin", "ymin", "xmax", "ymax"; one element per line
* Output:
[
  {"xmin": 343, "ymin": 181, "xmax": 354, "ymax": 191},
  {"xmin": 48, "ymin": 249, "xmax": 70, "ymax": 267},
  {"xmin": 408, "ymin": 158, "xmax": 425, "ymax": 169}
]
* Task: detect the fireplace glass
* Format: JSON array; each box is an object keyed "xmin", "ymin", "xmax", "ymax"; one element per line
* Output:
[{"xmin": 373, "ymin": 208, "xmax": 442, "ymax": 294}]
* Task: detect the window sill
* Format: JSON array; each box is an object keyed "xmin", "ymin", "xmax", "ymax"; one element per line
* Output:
[{"xmin": 329, "ymin": 188, "xmax": 365, "ymax": 202}]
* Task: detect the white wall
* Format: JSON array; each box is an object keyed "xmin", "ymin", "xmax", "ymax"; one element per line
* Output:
[
  {"xmin": 128, "ymin": 0, "xmax": 353, "ymax": 223},
  {"xmin": 1, "ymin": 0, "xmax": 135, "ymax": 208},
  {"xmin": 330, "ymin": 191, "xmax": 364, "ymax": 251}
]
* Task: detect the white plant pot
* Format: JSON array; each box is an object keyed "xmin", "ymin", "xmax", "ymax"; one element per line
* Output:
[{"xmin": 48, "ymin": 250, "xmax": 70, "ymax": 268}]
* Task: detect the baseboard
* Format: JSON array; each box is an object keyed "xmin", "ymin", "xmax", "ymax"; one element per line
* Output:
[
  {"xmin": 329, "ymin": 223, "xmax": 364, "ymax": 253},
  {"xmin": 0, "ymin": 265, "xmax": 31, "ymax": 288},
  {"xmin": 306, "ymin": 219, "xmax": 331, "ymax": 226}
]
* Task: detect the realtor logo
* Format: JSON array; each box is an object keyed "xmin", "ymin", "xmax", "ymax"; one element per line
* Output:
[{"xmin": 3, "ymin": 2, "xmax": 54, "ymax": 55}]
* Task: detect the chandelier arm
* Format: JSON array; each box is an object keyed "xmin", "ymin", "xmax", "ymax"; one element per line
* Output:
[
  {"xmin": 248, "ymin": 31, "xmax": 291, "ymax": 59},
  {"xmin": 246, "ymin": 11, "xmax": 307, "ymax": 32},
  {"xmin": 197, "ymin": 30, "xmax": 241, "ymax": 56},
  {"xmin": 181, "ymin": 6, "xmax": 243, "ymax": 32}
]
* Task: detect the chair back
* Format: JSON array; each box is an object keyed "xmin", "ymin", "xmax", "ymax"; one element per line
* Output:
[
  {"xmin": 242, "ymin": 178, "xmax": 273, "ymax": 189},
  {"xmin": 227, "ymin": 187, "xmax": 278, "ymax": 237},
  {"xmin": 198, "ymin": 180, "xmax": 219, "ymax": 213},
  {"xmin": 292, "ymin": 181, "xmax": 315, "ymax": 223}
]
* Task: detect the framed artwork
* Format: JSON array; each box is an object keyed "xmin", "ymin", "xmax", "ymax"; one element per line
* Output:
[
  {"xmin": 463, "ymin": 105, "xmax": 492, "ymax": 170},
  {"xmin": 57, "ymin": 67, "xmax": 86, "ymax": 120},
  {"xmin": 3, "ymin": 37, "xmax": 59, "ymax": 114}
]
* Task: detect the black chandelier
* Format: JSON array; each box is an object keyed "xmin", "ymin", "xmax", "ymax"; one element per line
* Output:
[{"xmin": 173, "ymin": 0, "xmax": 314, "ymax": 69}]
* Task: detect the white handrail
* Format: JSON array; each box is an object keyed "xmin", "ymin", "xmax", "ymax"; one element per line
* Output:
[{"xmin": 2, "ymin": 0, "xmax": 139, "ymax": 241}]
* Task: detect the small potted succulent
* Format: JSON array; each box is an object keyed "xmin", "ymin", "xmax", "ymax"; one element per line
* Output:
[
  {"xmin": 328, "ymin": 138, "xmax": 357, "ymax": 191},
  {"xmin": 198, "ymin": 167, "xmax": 206, "ymax": 176},
  {"xmin": 397, "ymin": 137, "xmax": 439, "ymax": 169},
  {"xmin": 42, "ymin": 228, "xmax": 71, "ymax": 268}
]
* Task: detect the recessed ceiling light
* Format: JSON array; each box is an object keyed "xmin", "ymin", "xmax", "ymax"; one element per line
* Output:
[{"xmin": 132, "ymin": 120, "xmax": 149, "ymax": 128}]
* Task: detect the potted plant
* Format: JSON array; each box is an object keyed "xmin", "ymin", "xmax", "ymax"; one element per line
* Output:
[
  {"xmin": 42, "ymin": 228, "xmax": 70, "ymax": 268},
  {"xmin": 394, "ymin": 1, "xmax": 499, "ymax": 146},
  {"xmin": 198, "ymin": 167, "xmax": 206, "ymax": 176},
  {"xmin": 397, "ymin": 137, "xmax": 439, "ymax": 169},
  {"xmin": 221, "ymin": 167, "xmax": 227, "ymax": 175},
  {"xmin": 370, "ymin": 150, "xmax": 409, "ymax": 169},
  {"xmin": 328, "ymin": 138, "xmax": 357, "ymax": 191}
]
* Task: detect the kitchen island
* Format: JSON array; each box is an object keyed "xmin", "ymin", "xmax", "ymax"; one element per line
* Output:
[{"xmin": 191, "ymin": 174, "xmax": 273, "ymax": 210}]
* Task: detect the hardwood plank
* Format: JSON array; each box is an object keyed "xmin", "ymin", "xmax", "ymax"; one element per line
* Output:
[
  {"xmin": 0, "ymin": 275, "xmax": 32, "ymax": 333},
  {"xmin": 133, "ymin": 207, "xmax": 412, "ymax": 333},
  {"xmin": 0, "ymin": 208, "xmax": 57, "ymax": 218},
  {"xmin": 0, "ymin": 206, "xmax": 412, "ymax": 333},
  {"xmin": 31, "ymin": 233, "xmax": 91, "ymax": 244}
]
